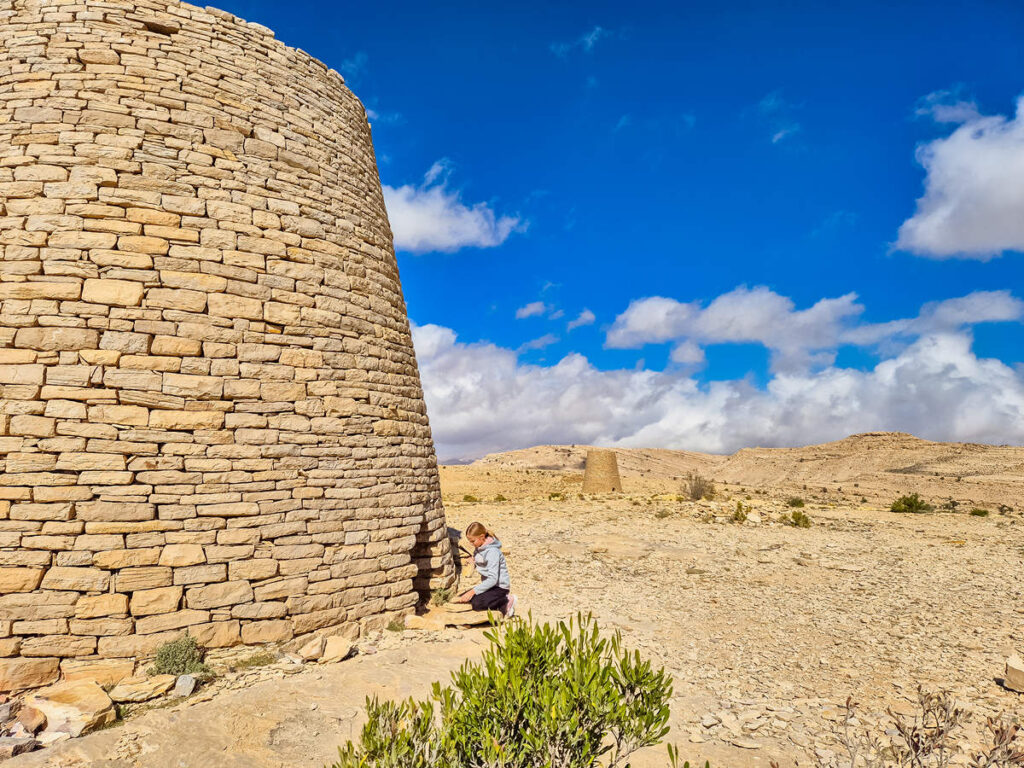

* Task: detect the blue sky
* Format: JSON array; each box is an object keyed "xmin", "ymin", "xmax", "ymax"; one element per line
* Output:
[{"xmin": 220, "ymin": 0, "xmax": 1024, "ymax": 459}]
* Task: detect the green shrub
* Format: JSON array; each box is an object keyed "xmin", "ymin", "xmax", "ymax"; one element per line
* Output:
[
  {"xmin": 786, "ymin": 510, "xmax": 812, "ymax": 528},
  {"xmin": 786, "ymin": 496, "xmax": 805, "ymax": 508},
  {"xmin": 655, "ymin": 507, "xmax": 671, "ymax": 519},
  {"xmin": 683, "ymin": 472, "xmax": 715, "ymax": 501},
  {"xmin": 969, "ymin": 508, "xmax": 990, "ymax": 517},
  {"xmin": 891, "ymin": 493, "xmax": 933, "ymax": 514},
  {"xmin": 731, "ymin": 502, "xmax": 748, "ymax": 523},
  {"xmin": 386, "ymin": 619, "xmax": 405, "ymax": 632},
  {"xmin": 462, "ymin": 494, "xmax": 479, "ymax": 503},
  {"xmin": 330, "ymin": 615, "xmax": 675, "ymax": 768},
  {"xmin": 430, "ymin": 587, "xmax": 453, "ymax": 606},
  {"xmin": 548, "ymin": 491, "xmax": 565, "ymax": 501},
  {"xmin": 493, "ymin": 494, "xmax": 507, "ymax": 502},
  {"xmin": 147, "ymin": 634, "xmax": 212, "ymax": 679}
]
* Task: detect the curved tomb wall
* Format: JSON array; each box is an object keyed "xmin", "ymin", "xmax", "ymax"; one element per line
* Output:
[
  {"xmin": 581, "ymin": 449, "xmax": 622, "ymax": 493},
  {"xmin": 0, "ymin": 0, "xmax": 453, "ymax": 691}
]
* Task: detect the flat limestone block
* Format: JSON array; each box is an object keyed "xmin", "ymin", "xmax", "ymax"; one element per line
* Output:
[
  {"xmin": 24, "ymin": 680, "xmax": 115, "ymax": 737},
  {"xmin": 108, "ymin": 674, "xmax": 176, "ymax": 703},
  {"xmin": 1006, "ymin": 655, "xmax": 1024, "ymax": 692},
  {"xmin": 405, "ymin": 608, "xmax": 496, "ymax": 631}
]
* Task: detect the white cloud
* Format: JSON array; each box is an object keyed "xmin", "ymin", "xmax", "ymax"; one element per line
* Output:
[
  {"xmin": 758, "ymin": 90, "xmax": 801, "ymax": 144},
  {"xmin": 382, "ymin": 162, "xmax": 524, "ymax": 254},
  {"xmin": 914, "ymin": 89, "xmax": 981, "ymax": 124},
  {"xmin": 550, "ymin": 26, "xmax": 611, "ymax": 57},
  {"xmin": 606, "ymin": 286, "xmax": 1024, "ymax": 374},
  {"xmin": 515, "ymin": 301, "xmax": 548, "ymax": 319},
  {"xmin": 606, "ymin": 287, "xmax": 863, "ymax": 372},
  {"xmin": 413, "ymin": 322, "xmax": 1024, "ymax": 461},
  {"xmin": 518, "ymin": 333, "xmax": 559, "ymax": 352},
  {"xmin": 896, "ymin": 95, "xmax": 1024, "ymax": 259},
  {"xmin": 567, "ymin": 309, "xmax": 596, "ymax": 331}
]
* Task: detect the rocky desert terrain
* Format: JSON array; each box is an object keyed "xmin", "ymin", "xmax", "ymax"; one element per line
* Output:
[{"xmin": 9, "ymin": 432, "xmax": 1024, "ymax": 767}]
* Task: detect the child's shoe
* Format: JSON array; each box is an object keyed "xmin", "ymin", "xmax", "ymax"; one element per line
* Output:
[{"xmin": 505, "ymin": 594, "xmax": 517, "ymax": 618}]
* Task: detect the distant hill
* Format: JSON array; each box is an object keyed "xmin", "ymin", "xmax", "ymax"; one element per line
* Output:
[{"xmin": 468, "ymin": 432, "xmax": 1024, "ymax": 509}]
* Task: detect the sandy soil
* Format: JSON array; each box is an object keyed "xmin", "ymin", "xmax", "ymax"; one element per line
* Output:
[{"xmin": 13, "ymin": 433, "xmax": 1024, "ymax": 768}]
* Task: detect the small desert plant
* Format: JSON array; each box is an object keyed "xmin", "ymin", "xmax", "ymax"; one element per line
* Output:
[
  {"xmin": 940, "ymin": 498, "xmax": 960, "ymax": 512},
  {"xmin": 684, "ymin": 472, "xmax": 715, "ymax": 501},
  {"xmin": 148, "ymin": 634, "xmax": 212, "ymax": 679},
  {"xmin": 731, "ymin": 502, "xmax": 748, "ymax": 523},
  {"xmin": 233, "ymin": 650, "xmax": 278, "ymax": 670},
  {"xmin": 493, "ymin": 494, "xmax": 507, "ymax": 502},
  {"xmin": 549, "ymin": 491, "xmax": 565, "ymax": 501},
  {"xmin": 891, "ymin": 493, "xmax": 934, "ymax": 514},
  {"xmin": 786, "ymin": 510, "xmax": 812, "ymax": 528},
  {"xmin": 814, "ymin": 687, "xmax": 1023, "ymax": 768},
  {"xmin": 787, "ymin": 496, "xmax": 805, "ymax": 508},
  {"xmin": 655, "ymin": 508, "xmax": 672, "ymax": 519},
  {"xmin": 386, "ymin": 618, "xmax": 405, "ymax": 632},
  {"xmin": 430, "ymin": 587, "xmax": 453, "ymax": 606},
  {"xmin": 970, "ymin": 508, "xmax": 990, "ymax": 517},
  {"xmin": 330, "ymin": 614, "xmax": 676, "ymax": 768},
  {"xmin": 462, "ymin": 494, "xmax": 479, "ymax": 503}
]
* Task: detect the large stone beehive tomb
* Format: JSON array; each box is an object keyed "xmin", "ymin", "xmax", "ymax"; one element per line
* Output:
[
  {"xmin": 581, "ymin": 449, "xmax": 622, "ymax": 494},
  {"xmin": 0, "ymin": 0, "xmax": 454, "ymax": 692}
]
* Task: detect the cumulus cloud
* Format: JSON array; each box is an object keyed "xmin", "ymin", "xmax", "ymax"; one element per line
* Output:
[
  {"xmin": 382, "ymin": 162, "xmax": 524, "ymax": 253},
  {"xmin": 606, "ymin": 286, "xmax": 1023, "ymax": 373},
  {"xmin": 413, "ymin": 322, "xmax": 1024, "ymax": 461},
  {"xmin": 567, "ymin": 309, "xmax": 596, "ymax": 331},
  {"xmin": 550, "ymin": 26, "xmax": 611, "ymax": 57},
  {"xmin": 896, "ymin": 95, "xmax": 1024, "ymax": 259},
  {"xmin": 515, "ymin": 301, "xmax": 548, "ymax": 319},
  {"xmin": 606, "ymin": 287, "xmax": 863, "ymax": 372}
]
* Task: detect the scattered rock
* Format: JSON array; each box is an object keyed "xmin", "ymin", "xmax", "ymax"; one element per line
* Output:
[
  {"xmin": 320, "ymin": 637, "xmax": 354, "ymax": 664},
  {"xmin": 109, "ymin": 675, "xmax": 176, "ymax": 703},
  {"xmin": 173, "ymin": 675, "xmax": 197, "ymax": 698},
  {"xmin": 24, "ymin": 680, "xmax": 115, "ymax": 737},
  {"xmin": 298, "ymin": 637, "xmax": 325, "ymax": 661},
  {"xmin": 16, "ymin": 704, "xmax": 46, "ymax": 734},
  {"xmin": 0, "ymin": 737, "xmax": 38, "ymax": 759},
  {"xmin": 1004, "ymin": 656, "xmax": 1024, "ymax": 693}
]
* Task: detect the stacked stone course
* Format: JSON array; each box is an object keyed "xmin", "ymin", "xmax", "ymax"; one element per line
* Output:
[{"xmin": 0, "ymin": 0, "xmax": 454, "ymax": 691}]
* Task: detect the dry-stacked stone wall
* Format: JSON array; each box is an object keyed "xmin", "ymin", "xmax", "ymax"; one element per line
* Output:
[{"xmin": 0, "ymin": 0, "xmax": 454, "ymax": 692}]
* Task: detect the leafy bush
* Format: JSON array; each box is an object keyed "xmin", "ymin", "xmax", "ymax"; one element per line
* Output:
[
  {"xmin": 330, "ymin": 615, "xmax": 675, "ymax": 768},
  {"xmin": 786, "ymin": 496, "xmax": 805, "ymax": 508},
  {"xmin": 684, "ymin": 472, "xmax": 715, "ymax": 501},
  {"xmin": 970, "ymin": 508, "xmax": 990, "ymax": 517},
  {"xmin": 786, "ymin": 510, "xmax": 812, "ymax": 528},
  {"xmin": 549, "ymin": 491, "xmax": 565, "ymax": 501},
  {"xmin": 891, "ymin": 493, "xmax": 934, "ymax": 514},
  {"xmin": 147, "ymin": 634, "xmax": 212, "ymax": 679},
  {"xmin": 655, "ymin": 508, "xmax": 672, "ymax": 519},
  {"xmin": 493, "ymin": 494, "xmax": 507, "ymax": 502},
  {"xmin": 462, "ymin": 494, "xmax": 479, "ymax": 503}
]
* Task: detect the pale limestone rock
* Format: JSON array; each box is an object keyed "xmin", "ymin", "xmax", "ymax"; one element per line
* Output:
[
  {"xmin": 320, "ymin": 636, "xmax": 354, "ymax": 663},
  {"xmin": 0, "ymin": 658, "xmax": 60, "ymax": 692},
  {"xmin": 25, "ymin": 680, "xmax": 115, "ymax": 737},
  {"xmin": 130, "ymin": 586, "xmax": 183, "ymax": 616},
  {"xmin": 108, "ymin": 674, "xmax": 176, "ymax": 702},
  {"xmin": 1006, "ymin": 656, "xmax": 1024, "ymax": 693}
]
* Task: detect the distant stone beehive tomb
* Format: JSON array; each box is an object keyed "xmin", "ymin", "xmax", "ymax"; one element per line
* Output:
[
  {"xmin": 0, "ymin": 0, "xmax": 454, "ymax": 692},
  {"xmin": 581, "ymin": 449, "xmax": 622, "ymax": 493}
]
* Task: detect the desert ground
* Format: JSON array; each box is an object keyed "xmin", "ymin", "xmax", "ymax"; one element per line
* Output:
[{"xmin": 12, "ymin": 432, "xmax": 1024, "ymax": 767}]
